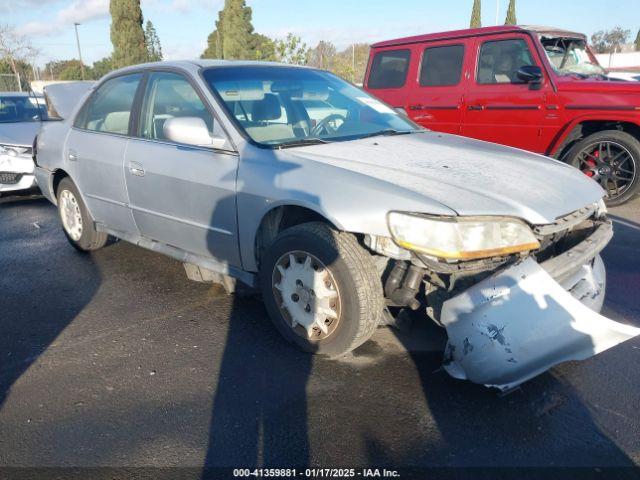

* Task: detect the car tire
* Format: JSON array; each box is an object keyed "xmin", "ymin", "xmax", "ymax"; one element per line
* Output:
[
  {"xmin": 565, "ymin": 130, "xmax": 640, "ymax": 206},
  {"xmin": 260, "ymin": 222, "xmax": 384, "ymax": 358},
  {"xmin": 56, "ymin": 177, "xmax": 108, "ymax": 252}
]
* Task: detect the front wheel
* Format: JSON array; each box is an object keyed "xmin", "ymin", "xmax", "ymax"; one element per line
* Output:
[
  {"xmin": 565, "ymin": 130, "xmax": 640, "ymax": 206},
  {"xmin": 259, "ymin": 222, "xmax": 384, "ymax": 357},
  {"xmin": 57, "ymin": 177, "xmax": 108, "ymax": 252}
]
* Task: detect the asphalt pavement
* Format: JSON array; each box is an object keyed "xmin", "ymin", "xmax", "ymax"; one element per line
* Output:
[{"xmin": 1, "ymin": 193, "xmax": 639, "ymax": 479}]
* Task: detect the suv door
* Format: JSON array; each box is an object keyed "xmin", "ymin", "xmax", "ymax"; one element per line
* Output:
[
  {"xmin": 462, "ymin": 34, "xmax": 554, "ymax": 153},
  {"xmin": 68, "ymin": 73, "xmax": 142, "ymax": 235},
  {"xmin": 406, "ymin": 42, "xmax": 467, "ymax": 135},
  {"xmin": 366, "ymin": 48, "xmax": 413, "ymax": 112},
  {"xmin": 124, "ymin": 70, "xmax": 241, "ymax": 267}
]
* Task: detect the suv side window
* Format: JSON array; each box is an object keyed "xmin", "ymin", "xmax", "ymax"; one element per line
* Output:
[
  {"xmin": 139, "ymin": 71, "xmax": 215, "ymax": 141},
  {"xmin": 420, "ymin": 44, "xmax": 465, "ymax": 87},
  {"xmin": 477, "ymin": 39, "xmax": 535, "ymax": 84},
  {"xmin": 368, "ymin": 49, "xmax": 411, "ymax": 89},
  {"xmin": 75, "ymin": 73, "xmax": 142, "ymax": 134}
]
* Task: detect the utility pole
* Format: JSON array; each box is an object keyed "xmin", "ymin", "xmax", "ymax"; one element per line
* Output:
[
  {"xmin": 496, "ymin": 0, "xmax": 500, "ymax": 25},
  {"xmin": 352, "ymin": 44, "xmax": 355, "ymax": 83},
  {"xmin": 74, "ymin": 22, "xmax": 85, "ymax": 80}
]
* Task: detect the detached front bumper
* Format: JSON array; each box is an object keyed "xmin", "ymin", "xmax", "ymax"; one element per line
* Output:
[
  {"xmin": 441, "ymin": 220, "xmax": 640, "ymax": 391},
  {"xmin": 0, "ymin": 154, "xmax": 37, "ymax": 193}
]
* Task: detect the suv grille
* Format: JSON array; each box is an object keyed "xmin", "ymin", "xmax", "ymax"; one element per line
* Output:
[{"xmin": 0, "ymin": 172, "xmax": 22, "ymax": 184}]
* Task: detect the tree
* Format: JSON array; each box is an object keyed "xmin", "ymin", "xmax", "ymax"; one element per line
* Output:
[
  {"xmin": 635, "ymin": 29, "xmax": 640, "ymax": 51},
  {"xmin": 221, "ymin": 0, "xmax": 255, "ymax": 59},
  {"xmin": 144, "ymin": 20, "xmax": 162, "ymax": 61},
  {"xmin": 275, "ymin": 33, "xmax": 309, "ymax": 65},
  {"xmin": 92, "ymin": 57, "xmax": 115, "ymax": 79},
  {"xmin": 59, "ymin": 60, "xmax": 91, "ymax": 81},
  {"xmin": 0, "ymin": 24, "xmax": 39, "ymax": 91},
  {"xmin": 202, "ymin": 9, "xmax": 225, "ymax": 59},
  {"xmin": 307, "ymin": 41, "xmax": 337, "ymax": 70},
  {"xmin": 470, "ymin": 0, "xmax": 481, "ymax": 28},
  {"xmin": 109, "ymin": 0, "xmax": 148, "ymax": 68},
  {"xmin": 591, "ymin": 27, "xmax": 630, "ymax": 54},
  {"xmin": 252, "ymin": 34, "xmax": 276, "ymax": 61},
  {"xmin": 504, "ymin": 0, "xmax": 517, "ymax": 25}
]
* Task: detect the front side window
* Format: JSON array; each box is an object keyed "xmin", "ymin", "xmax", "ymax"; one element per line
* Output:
[
  {"xmin": 420, "ymin": 44, "xmax": 465, "ymax": 87},
  {"xmin": 139, "ymin": 71, "xmax": 214, "ymax": 141},
  {"xmin": 203, "ymin": 66, "xmax": 420, "ymax": 147},
  {"xmin": 368, "ymin": 49, "xmax": 411, "ymax": 89},
  {"xmin": 477, "ymin": 39, "xmax": 535, "ymax": 85},
  {"xmin": 76, "ymin": 73, "xmax": 142, "ymax": 134}
]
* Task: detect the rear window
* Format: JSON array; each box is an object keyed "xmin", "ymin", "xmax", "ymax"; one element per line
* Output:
[
  {"xmin": 368, "ymin": 49, "xmax": 411, "ymax": 89},
  {"xmin": 420, "ymin": 45, "xmax": 465, "ymax": 87}
]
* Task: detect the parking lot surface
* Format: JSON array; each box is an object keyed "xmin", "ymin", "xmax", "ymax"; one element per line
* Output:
[{"xmin": 1, "ymin": 194, "xmax": 639, "ymax": 477}]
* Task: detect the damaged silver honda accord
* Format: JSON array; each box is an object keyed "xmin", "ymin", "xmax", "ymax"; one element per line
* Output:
[{"xmin": 34, "ymin": 61, "xmax": 639, "ymax": 391}]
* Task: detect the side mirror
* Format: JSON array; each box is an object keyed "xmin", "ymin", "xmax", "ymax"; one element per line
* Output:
[
  {"xmin": 517, "ymin": 66, "xmax": 544, "ymax": 89},
  {"xmin": 163, "ymin": 117, "xmax": 227, "ymax": 149}
]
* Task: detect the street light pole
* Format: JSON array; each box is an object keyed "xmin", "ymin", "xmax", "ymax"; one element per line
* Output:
[
  {"xmin": 73, "ymin": 22, "xmax": 85, "ymax": 80},
  {"xmin": 496, "ymin": 0, "xmax": 500, "ymax": 25}
]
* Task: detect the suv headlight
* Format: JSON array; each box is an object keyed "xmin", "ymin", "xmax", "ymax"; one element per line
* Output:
[{"xmin": 388, "ymin": 212, "xmax": 540, "ymax": 260}]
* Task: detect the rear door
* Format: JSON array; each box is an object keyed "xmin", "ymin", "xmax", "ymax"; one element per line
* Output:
[
  {"xmin": 68, "ymin": 73, "xmax": 142, "ymax": 235},
  {"xmin": 462, "ymin": 33, "xmax": 554, "ymax": 153},
  {"xmin": 405, "ymin": 41, "xmax": 468, "ymax": 134},
  {"xmin": 124, "ymin": 70, "xmax": 241, "ymax": 267},
  {"xmin": 365, "ymin": 48, "xmax": 413, "ymax": 112}
]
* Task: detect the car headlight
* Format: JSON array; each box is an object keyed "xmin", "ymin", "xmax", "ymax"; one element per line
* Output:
[
  {"xmin": 0, "ymin": 145, "xmax": 31, "ymax": 158},
  {"xmin": 387, "ymin": 212, "xmax": 541, "ymax": 261}
]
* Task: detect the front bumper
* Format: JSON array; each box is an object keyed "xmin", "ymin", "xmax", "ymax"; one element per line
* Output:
[
  {"xmin": 441, "ymin": 220, "xmax": 640, "ymax": 391},
  {"xmin": 0, "ymin": 154, "xmax": 37, "ymax": 193}
]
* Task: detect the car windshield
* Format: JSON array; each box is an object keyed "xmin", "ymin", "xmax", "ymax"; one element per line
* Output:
[
  {"xmin": 0, "ymin": 95, "xmax": 47, "ymax": 123},
  {"xmin": 540, "ymin": 36, "xmax": 605, "ymax": 77},
  {"xmin": 203, "ymin": 66, "xmax": 421, "ymax": 147}
]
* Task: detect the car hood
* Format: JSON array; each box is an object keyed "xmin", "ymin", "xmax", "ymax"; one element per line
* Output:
[
  {"xmin": 287, "ymin": 131, "xmax": 604, "ymax": 225},
  {"xmin": 0, "ymin": 121, "xmax": 40, "ymax": 148}
]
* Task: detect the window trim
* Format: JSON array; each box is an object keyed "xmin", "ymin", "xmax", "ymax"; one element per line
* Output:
[
  {"xmin": 475, "ymin": 37, "xmax": 538, "ymax": 86},
  {"xmin": 367, "ymin": 48, "xmax": 412, "ymax": 90},
  {"xmin": 418, "ymin": 43, "xmax": 465, "ymax": 88}
]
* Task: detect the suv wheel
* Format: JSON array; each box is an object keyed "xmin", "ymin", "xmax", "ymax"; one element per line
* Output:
[
  {"xmin": 565, "ymin": 130, "xmax": 640, "ymax": 206},
  {"xmin": 260, "ymin": 222, "xmax": 384, "ymax": 357},
  {"xmin": 57, "ymin": 177, "xmax": 108, "ymax": 252}
]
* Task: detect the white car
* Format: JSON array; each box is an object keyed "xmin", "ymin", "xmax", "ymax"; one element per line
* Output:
[{"xmin": 0, "ymin": 92, "xmax": 45, "ymax": 195}]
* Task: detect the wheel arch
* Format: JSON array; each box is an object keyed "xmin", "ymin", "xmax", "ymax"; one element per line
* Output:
[
  {"xmin": 550, "ymin": 116, "xmax": 640, "ymax": 161},
  {"xmin": 50, "ymin": 168, "xmax": 71, "ymax": 205},
  {"xmin": 252, "ymin": 203, "xmax": 343, "ymax": 272}
]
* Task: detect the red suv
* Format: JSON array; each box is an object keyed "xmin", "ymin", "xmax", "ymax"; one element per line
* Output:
[{"xmin": 364, "ymin": 25, "xmax": 640, "ymax": 205}]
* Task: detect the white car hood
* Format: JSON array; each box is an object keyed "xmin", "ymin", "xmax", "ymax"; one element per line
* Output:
[{"xmin": 288, "ymin": 131, "xmax": 605, "ymax": 225}]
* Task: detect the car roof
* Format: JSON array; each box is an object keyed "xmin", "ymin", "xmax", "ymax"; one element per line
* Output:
[
  {"xmin": 371, "ymin": 25, "xmax": 586, "ymax": 49},
  {"xmin": 0, "ymin": 91, "xmax": 44, "ymax": 98},
  {"xmin": 104, "ymin": 59, "xmax": 305, "ymax": 79}
]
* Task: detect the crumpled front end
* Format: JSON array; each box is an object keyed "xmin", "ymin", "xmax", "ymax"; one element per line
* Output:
[
  {"xmin": 440, "ymin": 217, "xmax": 640, "ymax": 391},
  {"xmin": 0, "ymin": 149, "xmax": 37, "ymax": 193}
]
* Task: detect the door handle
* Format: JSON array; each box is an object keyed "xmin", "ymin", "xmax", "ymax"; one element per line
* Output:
[
  {"xmin": 409, "ymin": 104, "xmax": 424, "ymax": 111},
  {"xmin": 68, "ymin": 150, "xmax": 78, "ymax": 161},
  {"xmin": 467, "ymin": 105, "xmax": 484, "ymax": 111},
  {"xmin": 128, "ymin": 162, "xmax": 145, "ymax": 177}
]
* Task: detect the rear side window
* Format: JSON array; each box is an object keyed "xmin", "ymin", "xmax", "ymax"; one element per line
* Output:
[
  {"xmin": 75, "ymin": 73, "xmax": 142, "ymax": 134},
  {"xmin": 368, "ymin": 49, "xmax": 411, "ymax": 89},
  {"xmin": 420, "ymin": 45, "xmax": 465, "ymax": 87},
  {"xmin": 477, "ymin": 38, "xmax": 535, "ymax": 85}
]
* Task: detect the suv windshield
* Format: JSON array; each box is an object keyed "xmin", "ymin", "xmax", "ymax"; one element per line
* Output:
[
  {"xmin": 203, "ymin": 66, "xmax": 420, "ymax": 147},
  {"xmin": 540, "ymin": 36, "xmax": 605, "ymax": 77},
  {"xmin": 0, "ymin": 95, "xmax": 47, "ymax": 123}
]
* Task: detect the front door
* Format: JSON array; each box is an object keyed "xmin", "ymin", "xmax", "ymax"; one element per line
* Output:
[
  {"xmin": 67, "ymin": 73, "xmax": 142, "ymax": 235},
  {"xmin": 406, "ymin": 42, "xmax": 467, "ymax": 135},
  {"xmin": 462, "ymin": 34, "xmax": 553, "ymax": 153},
  {"xmin": 124, "ymin": 71, "xmax": 241, "ymax": 267}
]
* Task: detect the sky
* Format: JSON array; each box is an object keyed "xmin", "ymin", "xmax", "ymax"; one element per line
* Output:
[{"xmin": 3, "ymin": 0, "xmax": 640, "ymax": 68}]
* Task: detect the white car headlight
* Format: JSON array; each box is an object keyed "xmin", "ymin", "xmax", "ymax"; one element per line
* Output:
[
  {"xmin": 0, "ymin": 145, "xmax": 30, "ymax": 158},
  {"xmin": 388, "ymin": 212, "xmax": 541, "ymax": 261}
]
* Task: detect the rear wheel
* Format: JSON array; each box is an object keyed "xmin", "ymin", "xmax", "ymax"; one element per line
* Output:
[
  {"xmin": 57, "ymin": 177, "xmax": 108, "ymax": 252},
  {"xmin": 566, "ymin": 130, "xmax": 640, "ymax": 206},
  {"xmin": 260, "ymin": 222, "xmax": 384, "ymax": 357}
]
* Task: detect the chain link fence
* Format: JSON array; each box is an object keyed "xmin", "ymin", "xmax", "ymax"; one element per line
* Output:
[{"xmin": 0, "ymin": 73, "xmax": 22, "ymax": 92}]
